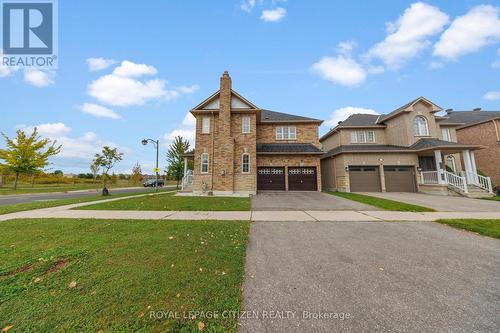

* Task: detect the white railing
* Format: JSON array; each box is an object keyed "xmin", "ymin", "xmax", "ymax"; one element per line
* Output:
[
  {"xmin": 181, "ymin": 170, "xmax": 194, "ymax": 191},
  {"xmin": 443, "ymin": 170, "xmax": 468, "ymax": 193},
  {"xmin": 420, "ymin": 171, "xmax": 439, "ymax": 184},
  {"xmin": 461, "ymin": 171, "xmax": 493, "ymax": 193}
]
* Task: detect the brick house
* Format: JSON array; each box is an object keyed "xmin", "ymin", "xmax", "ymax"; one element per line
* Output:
[
  {"xmin": 320, "ymin": 97, "xmax": 494, "ymax": 197},
  {"xmin": 443, "ymin": 109, "xmax": 500, "ymax": 187},
  {"xmin": 182, "ymin": 71, "xmax": 323, "ymax": 195}
]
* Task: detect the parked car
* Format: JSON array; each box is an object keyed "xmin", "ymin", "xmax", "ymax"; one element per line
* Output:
[{"xmin": 143, "ymin": 179, "xmax": 165, "ymax": 187}]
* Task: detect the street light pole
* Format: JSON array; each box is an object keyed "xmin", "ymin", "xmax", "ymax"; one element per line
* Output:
[{"xmin": 141, "ymin": 138, "xmax": 160, "ymax": 191}]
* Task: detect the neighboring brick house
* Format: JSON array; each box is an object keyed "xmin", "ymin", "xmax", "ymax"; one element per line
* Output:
[
  {"xmin": 442, "ymin": 109, "xmax": 500, "ymax": 187},
  {"xmin": 183, "ymin": 71, "xmax": 323, "ymax": 195},
  {"xmin": 320, "ymin": 97, "xmax": 493, "ymax": 197}
]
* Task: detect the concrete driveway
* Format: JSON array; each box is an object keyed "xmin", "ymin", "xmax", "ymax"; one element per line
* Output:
[
  {"xmin": 366, "ymin": 192, "xmax": 500, "ymax": 212},
  {"xmin": 251, "ymin": 192, "xmax": 378, "ymax": 211},
  {"xmin": 241, "ymin": 221, "xmax": 500, "ymax": 332}
]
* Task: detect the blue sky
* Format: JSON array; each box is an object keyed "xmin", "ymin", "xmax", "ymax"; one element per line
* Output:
[{"xmin": 1, "ymin": 0, "xmax": 499, "ymax": 174}]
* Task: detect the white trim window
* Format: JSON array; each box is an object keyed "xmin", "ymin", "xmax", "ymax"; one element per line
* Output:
[
  {"xmin": 202, "ymin": 117, "xmax": 210, "ymax": 134},
  {"xmin": 242, "ymin": 153, "xmax": 250, "ymax": 173},
  {"xmin": 276, "ymin": 126, "xmax": 297, "ymax": 140},
  {"xmin": 242, "ymin": 116, "xmax": 250, "ymax": 134},
  {"xmin": 413, "ymin": 116, "xmax": 429, "ymax": 136},
  {"xmin": 350, "ymin": 130, "xmax": 375, "ymax": 143},
  {"xmin": 446, "ymin": 155, "xmax": 456, "ymax": 173},
  {"xmin": 200, "ymin": 153, "xmax": 209, "ymax": 173},
  {"xmin": 441, "ymin": 128, "xmax": 451, "ymax": 141}
]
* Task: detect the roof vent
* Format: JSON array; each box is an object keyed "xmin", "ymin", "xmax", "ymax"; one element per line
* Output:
[
  {"xmin": 265, "ymin": 116, "xmax": 269, "ymax": 119},
  {"xmin": 445, "ymin": 108, "xmax": 453, "ymax": 114},
  {"xmin": 473, "ymin": 107, "xmax": 481, "ymax": 112},
  {"xmin": 338, "ymin": 121, "xmax": 343, "ymax": 125}
]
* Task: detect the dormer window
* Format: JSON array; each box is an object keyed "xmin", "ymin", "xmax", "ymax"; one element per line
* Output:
[{"xmin": 413, "ymin": 116, "xmax": 429, "ymax": 136}]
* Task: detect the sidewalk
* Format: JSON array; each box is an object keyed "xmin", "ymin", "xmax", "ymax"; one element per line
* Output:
[{"xmin": 1, "ymin": 207, "xmax": 499, "ymax": 222}]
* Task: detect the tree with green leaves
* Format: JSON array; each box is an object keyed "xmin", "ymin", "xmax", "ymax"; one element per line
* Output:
[
  {"xmin": 166, "ymin": 136, "xmax": 191, "ymax": 189},
  {"xmin": 94, "ymin": 146, "xmax": 123, "ymax": 195},
  {"xmin": 90, "ymin": 160, "xmax": 100, "ymax": 184},
  {"xmin": 0, "ymin": 128, "xmax": 61, "ymax": 189}
]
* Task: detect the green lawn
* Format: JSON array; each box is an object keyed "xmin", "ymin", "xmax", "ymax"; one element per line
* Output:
[
  {"xmin": 327, "ymin": 191, "xmax": 434, "ymax": 212},
  {"xmin": 483, "ymin": 195, "xmax": 500, "ymax": 201},
  {"xmin": 77, "ymin": 193, "xmax": 251, "ymax": 211},
  {"xmin": 0, "ymin": 190, "xmax": 174, "ymax": 215},
  {"xmin": 0, "ymin": 181, "xmax": 137, "ymax": 195},
  {"xmin": 436, "ymin": 219, "xmax": 500, "ymax": 239},
  {"xmin": 0, "ymin": 218, "xmax": 249, "ymax": 332}
]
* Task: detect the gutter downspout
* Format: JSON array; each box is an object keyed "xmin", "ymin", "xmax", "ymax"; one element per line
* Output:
[
  {"xmin": 210, "ymin": 111, "xmax": 215, "ymax": 193},
  {"xmin": 492, "ymin": 119, "xmax": 500, "ymax": 142}
]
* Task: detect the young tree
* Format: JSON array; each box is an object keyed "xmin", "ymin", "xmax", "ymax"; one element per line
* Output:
[
  {"xmin": 0, "ymin": 128, "xmax": 61, "ymax": 189},
  {"xmin": 166, "ymin": 136, "xmax": 191, "ymax": 189},
  {"xmin": 94, "ymin": 146, "xmax": 123, "ymax": 195},
  {"xmin": 131, "ymin": 162, "xmax": 143, "ymax": 185},
  {"xmin": 90, "ymin": 160, "xmax": 100, "ymax": 184}
]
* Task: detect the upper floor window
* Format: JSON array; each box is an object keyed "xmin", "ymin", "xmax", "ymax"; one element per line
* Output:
[
  {"xmin": 202, "ymin": 117, "xmax": 210, "ymax": 134},
  {"xmin": 350, "ymin": 130, "xmax": 375, "ymax": 143},
  {"xmin": 413, "ymin": 116, "xmax": 429, "ymax": 136},
  {"xmin": 200, "ymin": 153, "xmax": 209, "ymax": 173},
  {"xmin": 276, "ymin": 126, "xmax": 296, "ymax": 140},
  {"xmin": 242, "ymin": 116, "xmax": 250, "ymax": 134},
  {"xmin": 242, "ymin": 153, "xmax": 250, "ymax": 173},
  {"xmin": 441, "ymin": 128, "xmax": 451, "ymax": 141}
]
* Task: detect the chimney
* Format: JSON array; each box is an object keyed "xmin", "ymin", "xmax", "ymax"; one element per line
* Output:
[
  {"xmin": 445, "ymin": 108, "xmax": 453, "ymax": 114},
  {"xmin": 219, "ymin": 70, "xmax": 232, "ymax": 135},
  {"xmin": 473, "ymin": 107, "xmax": 481, "ymax": 112}
]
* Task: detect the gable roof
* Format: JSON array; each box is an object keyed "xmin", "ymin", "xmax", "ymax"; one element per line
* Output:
[
  {"xmin": 441, "ymin": 111, "xmax": 500, "ymax": 129},
  {"xmin": 377, "ymin": 96, "xmax": 442, "ymax": 123},
  {"xmin": 191, "ymin": 89, "xmax": 259, "ymax": 111},
  {"xmin": 260, "ymin": 109, "xmax": 322, "ymax": 123}
]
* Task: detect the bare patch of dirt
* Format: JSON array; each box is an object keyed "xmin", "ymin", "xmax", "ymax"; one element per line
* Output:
[
  {"xmin": 45, "ymin": 258, "xmax": 70, "ymax": 275},
  {"xmin": 0, "ymin": 263, "xmax": 36, "ymax": 277}
]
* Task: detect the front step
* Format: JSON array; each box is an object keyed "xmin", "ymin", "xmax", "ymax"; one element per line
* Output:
[{"xmin": 448, "ymin": 184, "xmax": 494, "ymax": 198}]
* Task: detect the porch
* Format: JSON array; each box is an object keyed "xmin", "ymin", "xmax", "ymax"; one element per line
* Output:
[{"xmin": 418, "ymin": 148, "xmax": 493, "ymax": 197}]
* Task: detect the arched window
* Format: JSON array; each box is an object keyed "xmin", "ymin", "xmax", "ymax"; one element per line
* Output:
[
  {"xmin": 242, "ymin": 153, "xmax": 250, "ymax": 173},
  {"xmin": 413, "ymin": 116, "xmax": 429, "ymax": 136}
]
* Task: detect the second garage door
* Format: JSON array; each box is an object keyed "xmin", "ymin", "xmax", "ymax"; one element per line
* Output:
[
  {"xmin": 288, "ymin": 167, "xmax": 317, "ymax": 191},
  {"xmin": 349, "ymin": 166, "xmax": 381, "ymax": 192},
  {"xmin": 384, "ymin": 166, "xmax": 416, "ymax": 192}
]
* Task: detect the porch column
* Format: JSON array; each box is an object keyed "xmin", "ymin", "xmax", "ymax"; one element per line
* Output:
[
  {"xmin": 434, "ymin": 150, "xmax": 444, "ymax": 184},
  {"xmin": 183, "ymin": 157, "xmax": 188, "ymax": 177},
  {"xmin": 470, "ymin": 151, "xmax": 478, "ymax": 174},
  {"xmin": 462, "ymin": 150, "xmax": 473, "ymax": 183}
]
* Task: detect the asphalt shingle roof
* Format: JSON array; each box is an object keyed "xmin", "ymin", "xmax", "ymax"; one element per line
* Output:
[
  {"xmin": 260, "ymin": 109, "xmax": 321, "ymax": 122},
  {"xmin": 441, "ymin": 111, "xmax": 500, "ymax": 127},
  {"xmin": 257, "ymin": 143, "xmax": 323, "ymax": 154},
  {"xmin": 322, "ymin": 145, "xmax": 412, "ymax": 159}
]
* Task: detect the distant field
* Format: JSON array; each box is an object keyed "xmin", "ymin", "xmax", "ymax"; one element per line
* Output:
[{"xmin": 0, "ymin": 180, "xmax": 177, "ymax": 195}]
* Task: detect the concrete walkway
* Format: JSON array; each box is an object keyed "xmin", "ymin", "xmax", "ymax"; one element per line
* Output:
[{"xmin": 1, "ymin": 207, "xmax": 499, "ymax": 222}]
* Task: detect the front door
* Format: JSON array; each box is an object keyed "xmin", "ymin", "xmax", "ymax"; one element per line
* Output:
[{"xmin": 418, "ymin": 156, "xmax": 436, "ymax": 171}]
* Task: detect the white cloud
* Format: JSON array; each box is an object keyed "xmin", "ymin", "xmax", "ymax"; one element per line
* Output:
[
  {"xmin": 0, "ymin": 50, "xmax": 18, "ymax": 77},
  {"xmin": 23, "ymin": 68, "xmax": 55, "ymax": 87},
  {"xmin": 112, "ymin": 60, "xmax": 157, "ymax": 77},
  {"xmin": 241, "ymin": 0, "xmax": 256, "ymax": 12},
  {"xmin": 87, "ymin": 57, "xmax": 117, "ymax": 71},
  {"xmin": 337, "ymin": 41, "xmax": 356, "ymax": 55},
  {"xmin": 260, "ymin": 7, "xmax": 286, "ymax": 22},
  {"xmin": 434, "ymin": 5, "xmax": 500, "ymax": 60},
  {"xmin": 312, "ymin": 55, "xmax": 366, "ymax": 86},
  {"xmin": 163, "ymin": 113, "xmax": 196, "ymax": 148},
  {"xmin": 88, "ymin": 75, "xmax": 167, "ymax": 107},
  {"xmin": 16, "ymin": 123, "xmax": 120, "ymax": 159},
  {"xmin": 366, "ymin": 2, "xmax": 449, "ymax": 69},
  {"xmin": 80, "ymin": 103, "xmax": 121, "ymax": 119},
  {"xmin": 324, "ymin": 107, "xmax": 379, "ymax": 127},
  {"xmin": 483, "ymin": 91, "xmax": 500, "ymax": 101},
  {"xmin": 87, "ymin": 60, "xmax": 198, "ymax": 107}
]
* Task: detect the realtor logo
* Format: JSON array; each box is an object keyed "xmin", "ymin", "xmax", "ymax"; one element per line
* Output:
[{"xmin": 1, "ymin": 0, "xmax": 57, "ymax": 67}]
